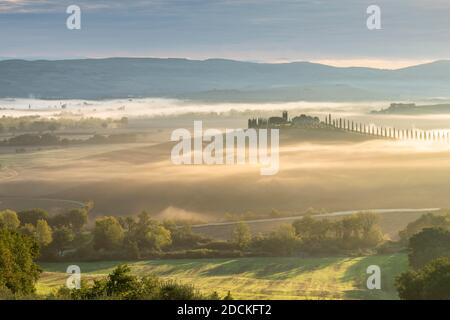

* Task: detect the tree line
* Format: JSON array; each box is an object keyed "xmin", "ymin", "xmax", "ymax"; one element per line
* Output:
[
  {"xmin": 0, "ymin": 207, "xmax": 390, "ymax": 262},
  {"xmin": 0, "ymin": 206, "xmax": 234, "ymax": 299},
  {"xmin": 2, "ymin": 205, "xmax": 450, "ymax": 299},
  {"xmin": 0, "ymin": 116, "xmax": 128, "ymax": 134},
  {"xmin": 0, "ymin": 132, "xmax": 137, "ymax": 147}
]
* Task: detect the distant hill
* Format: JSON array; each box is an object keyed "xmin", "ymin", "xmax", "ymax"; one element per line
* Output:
[
  {"xmin": 372, "ymin": 103, "xmax": 450, "ymax": 115},
  {"xmin": 2, "ymin": 58, "xmax": 450, "ymax": 101}
]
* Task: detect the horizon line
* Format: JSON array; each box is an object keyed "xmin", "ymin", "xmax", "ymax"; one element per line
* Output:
[{"xmin": 0, "ymin": 56, "xmax": 446, "ymax": 70}]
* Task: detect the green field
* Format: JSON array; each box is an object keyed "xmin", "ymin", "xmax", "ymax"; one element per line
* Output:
[{"xmin": 38, "ymin": 253, "xmax": 407, "ymax": 300}]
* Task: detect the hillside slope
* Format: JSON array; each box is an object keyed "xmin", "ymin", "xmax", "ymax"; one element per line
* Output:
[{"xmin": 2, "ymin": 58, "xmax": 450, "ymax": 101}]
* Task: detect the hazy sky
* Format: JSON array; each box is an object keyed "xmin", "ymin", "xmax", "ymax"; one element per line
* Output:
[{"xmin": 1, "ymin": 0, "xmax": 450, "ymax": 68}]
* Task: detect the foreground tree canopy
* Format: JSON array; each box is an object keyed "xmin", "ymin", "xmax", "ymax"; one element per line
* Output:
[
  {"xmin": 396, "ymin": 257, "xmax": 450, "ymax": 300},
  {"xmin": 408, "ymin": 227, "xmax": 450, "ymax": 269},
  {"xmin": 63, "ymin": 264, "xmax": 231, "ymax": 300},
  {"xmin": 0, "ymin": 228, "xmax": 41, "ymax": 295}
]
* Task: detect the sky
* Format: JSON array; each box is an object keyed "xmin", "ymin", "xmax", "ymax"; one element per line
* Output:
[{"xmin": 1, "ymin": 0, "xmax": 450, "ymax": 68}]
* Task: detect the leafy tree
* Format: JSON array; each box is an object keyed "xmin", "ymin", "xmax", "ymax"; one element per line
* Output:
[
  {"xmin": 125, "ymin": 212, "xmax": 171, "ymax": 252},
  {"xmin": 35, "ymin": 219, "xmax": 53, "ymax": 247},
  {"xmin": 252, "ymin": 224, "xmax": 299, "ymax": 256},
  {"xmin": 158, "ymin": 280, "xmax": 201, "ymax": 300},
  {"xmin": 269, "ymin": 209, "xmax": 282, "ymax": 218},
  {"xmin": 94, "ymin": 216, "xmax": 124, "ymax": 251},
  {"xmin": 0, "ymin": 210, "xmax": 20, "ymax": 230},
  {"xmin": 70, "ymin": 264, "xmax": 203, "ymax": 300},
  {"xmin": 408, "ymin": 228, "xmax": 450, "ymax": 269},
  {"xmin": 83, "ymin": 200, "xmax": 95, "ymax": 213},
  {"xmin": 232, "ymin": 221, "xmax": 251, "ymax": 250},
  {"xmin": 0, "ymin": 229, "xmax": 41, "ymax": 295},
  {"xmin": 17, "ymin": 209, "xmax": 49, "ymax": 226},
  {"xmin": 50, "ymin": 209, "xmax": 88, "ymax": 233},
  {"xmin": 66, "ymin": 209, "xmax": 88, "ymax": 233},
  {"xmin": 357, "ymin": 213, "xmax": 384, "ymax": 247},
  {"xmin": 339, "ymin": 215, "xmax": 363, "ymax": 247},
  {"xmin": 399, "ymin": 212, "xmax": 450, "ymax": 242},
  {"xmin": 123, "ymin": 239, "xmax": 141, "ymax": 259},
  {"xmin": 293, "ymin": 216, "xmax": 334, "ymax": 253},
  {"xmin": 272, "ymin": 224, "xmax": 298, "ymax": 247},
  {"xmin": 396, "ymin": 258, "xmax": 450, "ymax": 300},
  {"xmin": 166, "ymin": 224, "xmax": 204, "ymax": 250},
  {"xmin": 144, "ymin": 222, "xmax": 172, "ymax": 251},
  {"xmin": 105, "ymin": 265, "xmax": 138, "ymax": 298},
  {"xmin": 50, "ymin": 226, "xmax": 75, "ymax": 256},
  {"xmin": 20, "ymin": 223, "xmax": 36, "ymax": 237},
  {"xmin": 293, "ymin": 216, "xmax": 332, "ymax": 242},
  {"xmin": 292, "ymin": 213, "xmax": 383, "ymax": 253}
]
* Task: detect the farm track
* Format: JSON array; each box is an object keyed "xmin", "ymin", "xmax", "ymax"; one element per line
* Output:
[
  {"xmin": 191, "ymin": 207, "xmax": 441, "ymax": 229},
  {"xmin": 0, "ymin": 196, "xmax": 85, "ymax": 208},
  {"xmin": 0, "ymin": 165, "xmax": 82, "ymax": 210},
  {"xmin": 0, "ymin": 166, "xmax": 18, "ymax": 181}
]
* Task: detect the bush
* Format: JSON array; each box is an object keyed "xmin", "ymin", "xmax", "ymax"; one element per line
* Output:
[
  {"xmin": 68, "ymin": 265, "xmax": 204, "ymax": 300},
  {"xmin": 396, "ymin": 258, "xmax": 450, "ymax": 300},
  {"xmin": 251, "ymin": 224, "xmax": 301, "ymax": 256},
  {"xmin": 408, "ymin": 228, "xmax": 450, "ymax": 269},
  {"xmin": 94, "ymin": 217, "xmax": 124, "ymax": 251},
  {"xmin": 399, "ymin": 212, "xmax": 450, "ymax": 242},
  {"xmin": 0, "ymin": 210, "xmax": 20, "ymax": 230},
  {"xmin": 17, "ymin": 209, "xmax": 49, "ymax": 226},
  {"xmin": 292, "ymin": 213, "xmax": 384, "ymax": 254},
  {"xmin": 200, "ymin": 241, "xmax": 237, "ymax": 251}
]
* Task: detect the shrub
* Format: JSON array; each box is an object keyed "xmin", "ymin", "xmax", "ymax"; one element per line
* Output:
[{"xmin": 396, "ymin": 257, "xmax": 450, "ymax": 300}]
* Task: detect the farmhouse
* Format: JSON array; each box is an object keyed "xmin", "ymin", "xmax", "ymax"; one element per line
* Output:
[{"xmin": 248, "ymin": 111, "xmax": 322, "ymax": 129}]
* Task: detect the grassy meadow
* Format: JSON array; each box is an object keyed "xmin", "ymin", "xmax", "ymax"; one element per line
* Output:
[{"xmin": 38, "ymin": 253, "xmax": 407, "ymax": 300}]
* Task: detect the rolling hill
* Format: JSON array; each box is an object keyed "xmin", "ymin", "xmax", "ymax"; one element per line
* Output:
[{"xmin": 2, "ymin": 58, "xmax": 450, "ymax": 101}]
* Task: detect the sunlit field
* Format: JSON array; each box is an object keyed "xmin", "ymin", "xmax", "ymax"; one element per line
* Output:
[{"xmin": 38, "ymin": 253, "xmax": 407, "ymax": 300}]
